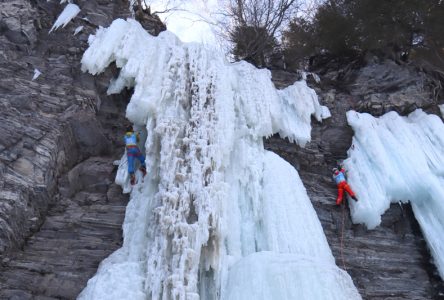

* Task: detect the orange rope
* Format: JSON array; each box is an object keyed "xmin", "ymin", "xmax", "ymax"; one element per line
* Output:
[{"xmin": 340, "ymin": 201, "xmax": 347, "ymax": 271}]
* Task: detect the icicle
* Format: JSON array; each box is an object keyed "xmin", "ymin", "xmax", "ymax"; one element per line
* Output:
[
  {"xmin": 32, "ymin": 69, "xmax": 41, "ymax": 81},
  {"xmin": 49, "ymin": 3, "xmax": 80, "ymax": 33},
  {"xmin": 73, "ymin": 25, "xmax": 83, "ymax": 35}
]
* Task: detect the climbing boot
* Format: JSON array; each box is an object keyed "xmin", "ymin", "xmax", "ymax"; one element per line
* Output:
[
  {"xmin": 130, "ymin": 173, "xmax": 136, "ymax": 185},
  {"xmin": 140, "ymin": 166, "xmax": 147, "ymax": 177}
]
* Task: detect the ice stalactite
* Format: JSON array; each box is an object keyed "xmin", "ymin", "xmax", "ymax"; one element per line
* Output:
[
  {"xmin": 32, "ymin": 68, "xmax": 41, "ymax": 81},
  {"xmin": 78, "ymin": 19, "xmax": 360, "ymax": 300},
  {"xmin": 345, "ymin": 110, "xmax": 444, "ymax": 279},
  {"xmin": 49, "ymin": 3, "xmax": 80, "ymax": 33}
]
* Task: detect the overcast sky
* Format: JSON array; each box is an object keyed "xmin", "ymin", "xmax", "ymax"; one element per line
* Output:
[
  {"xmin": 148, "ymin": 0, "xmax": 316, "ymax": 48},
  {"xmin": 150, "ymin": 0, "xmax": 220, "ymax": 45}
]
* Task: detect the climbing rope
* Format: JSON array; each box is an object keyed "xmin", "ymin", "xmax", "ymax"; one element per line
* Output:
[{"xmin": 339, "ymin": 201, "xmax": 347, "ymax": 271}]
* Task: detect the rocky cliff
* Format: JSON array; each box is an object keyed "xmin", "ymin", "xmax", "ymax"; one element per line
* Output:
[
  {"xmin": 0, "ymin": 0, "xmax": 162, "ymax": 298},
  {"xmin": 1, "ymin": 1, "xmax": 444, "ymax": 299}
]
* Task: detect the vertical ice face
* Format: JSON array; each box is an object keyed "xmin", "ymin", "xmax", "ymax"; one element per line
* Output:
[
  {"xmin": 79, "ymin": 19, "xmax": 360, "ymax": 300},
  {"xmin": 345, "ymin": 110, "xmax": 444, "ymax": 278}
]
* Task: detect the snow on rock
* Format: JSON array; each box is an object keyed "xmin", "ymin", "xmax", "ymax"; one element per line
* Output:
[
  {"xmin": 32, "ymin": 68, "xmax": 41, "ymax": 81},
  {"xmin": 79, "ymin": 18, "xmax": 359, "ymax": 300},
  {"xmin": 345, "ymin": 109, "xmax": 444, "ymax": 278},
  {"xmin": 440, "ymin": 104, "xmax": 444, "ymax": 118},
  {"xmin": 49, "ymin": 3, "xmax": 80, "ymax": 33},
  {"xmin": 73, "ymin": 25, "xmax": 84, "ymax": 35}
]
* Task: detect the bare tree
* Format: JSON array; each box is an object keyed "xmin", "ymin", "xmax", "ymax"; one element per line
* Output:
[
  {"xmin": 130, "ymin": 0, "xmax": 185, "ymax": 17},
  {"xmin": 217, "ymin": 0, "xmax": 302, "ymax": 66}
]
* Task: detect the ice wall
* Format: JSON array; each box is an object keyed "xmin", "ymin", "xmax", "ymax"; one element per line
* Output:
[
  {"xmin": 345, "ymin": 110, "xmax": 444, "ymax": 278},
  {"xmin": 79, "ymin": 19, "xmax": 360, "ymax": 299}
]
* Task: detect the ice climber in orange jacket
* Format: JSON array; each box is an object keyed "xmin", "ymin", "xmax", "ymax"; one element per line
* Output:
[{"xmin": 332, "ymin": 166, "xmax": 358, "ymax": 205}]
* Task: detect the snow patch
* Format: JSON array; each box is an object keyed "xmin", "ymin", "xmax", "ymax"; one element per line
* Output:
[
  {"xmin": 345, "ymin": 109, "xmax": 444, "ymax": 278},
  {"xmin": 32, "ymin": 69, "xmax": 41, "ymax": 81},
  {"xmin": 301, "ymin": 71, "xmax": 321, "ymax": 83},
  {"xmin": 49, "ymin": 3, "xmax": 80, "ymax": 33},
  {"xmin": 79, "ymin": 19, "xmax": 360, "ymax": 299},
  {"xmin": 73, "ymin": 25, "xmax": 83, "ymax": 35}
]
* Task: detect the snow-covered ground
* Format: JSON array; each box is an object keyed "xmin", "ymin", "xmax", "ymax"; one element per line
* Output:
[
  {"xmin": 78, "ymin": 19, "xmax": 360, "ymax": 299},
  {"xmin": 345, "ymin": 109, "xmax": 444, "ymax": 278}
]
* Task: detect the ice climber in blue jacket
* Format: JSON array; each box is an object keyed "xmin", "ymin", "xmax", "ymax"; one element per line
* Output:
[{"xmin": 124, "ymin": 125, "xmax": 146, "ymax": 185}]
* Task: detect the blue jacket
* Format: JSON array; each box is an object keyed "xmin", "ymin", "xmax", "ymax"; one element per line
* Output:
[
  {"xmin": 333, "ymin": 170, "xmax": 346, "ymax": 185},
  {"xmin": 124, "ymin": 132, "xmax": 138, "ymax": 147}
]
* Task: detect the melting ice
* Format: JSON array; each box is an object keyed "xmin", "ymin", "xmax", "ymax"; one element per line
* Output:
[
  {"xmin": 78, "ymin": 19, "xmax": 360, "ymax": 299},
  {"xmin": 345, "ymin": 109, "xmax": 444, "ymax": 278}
]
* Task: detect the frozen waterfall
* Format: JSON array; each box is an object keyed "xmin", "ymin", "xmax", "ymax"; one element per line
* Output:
[
  {"xmin": 78, "ymin": 19, "xmax": 360, "ymax": 300},
  {"xmin": 345, "ymin": 109, "xmax": 444, "ymax": 279}
]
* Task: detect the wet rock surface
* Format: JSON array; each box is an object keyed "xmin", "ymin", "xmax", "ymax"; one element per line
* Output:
[{"xmin": 267, "ymin": 66, "xmax": 444, "ymax": 299}]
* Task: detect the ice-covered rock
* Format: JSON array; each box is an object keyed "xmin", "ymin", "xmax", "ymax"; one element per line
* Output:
[
  {"xmin": 345, "ymin": 109, "xmax": 444, "ymax": 278},
  {"xmin": 440, "ymin": 104, "xmax": 444, "ymax": 118},
  {"xmin": 79, "ymin": 18, "xmax": 360, "ymax": 299}
]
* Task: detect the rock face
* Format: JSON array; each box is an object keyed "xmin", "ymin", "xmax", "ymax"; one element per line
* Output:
[
  {"xmin": 0, "ymin": 157, "xmax": 128, "ymax": 299},
  {"xmin": 267, "ymin": 63, "xmax": 444, "ymax": 299},
  {"xmin": 0, "ymin": 0, "xmax": 120, "ymax": 257},
  {"xmin": 0, "ymin": 0, "xmax": 163, "ymax": 298}
]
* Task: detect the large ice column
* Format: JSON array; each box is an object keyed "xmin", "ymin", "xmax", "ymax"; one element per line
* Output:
[
  {"xmin": 345, "ymin": 109, "xmax": 444, "ymax": 278},
  {"xmin": 221, "ymin": 151, "xmax": 360, "ymax": 299},
  {"xmin": 79, "ymin": 19, "xmax": 359, "ymax": 300}
]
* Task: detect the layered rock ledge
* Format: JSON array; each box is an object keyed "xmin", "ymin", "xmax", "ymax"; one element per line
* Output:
[{"xmin": 0, "ymin": 1, "xmax": 164, "ymax": 298}]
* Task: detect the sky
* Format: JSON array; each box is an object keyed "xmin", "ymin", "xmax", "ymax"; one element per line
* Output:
[
  {"xmin": 146, "ymin": 0, "xmax": 317, "ymax": 48},
  {"xmin": 149, "ymin": 0, "xmax": 220, "ymax": 45}
]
